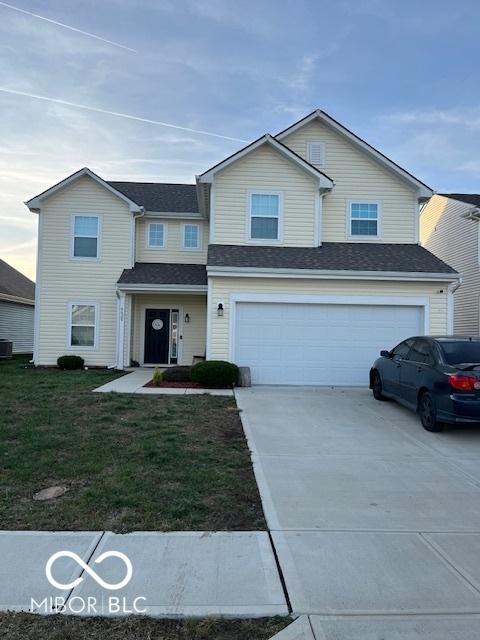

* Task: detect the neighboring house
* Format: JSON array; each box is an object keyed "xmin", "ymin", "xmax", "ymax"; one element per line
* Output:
[
  {"xmin": 421, "ymin": 193, "xmax": 480, "ymax": 335},
  {"xmin": 26, "ymin": 110, "xmax": 458, "ymax": 385},
  {"xmin": 0, "ymin": 258, "xmax": 35, "ymax": 353}
]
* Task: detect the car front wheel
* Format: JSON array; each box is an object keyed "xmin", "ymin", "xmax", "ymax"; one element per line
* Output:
[
  {"xmin": 372, "ymin": 371, "xmax": 386, "ymax": 401},
  {"xmin": 419, "ymin": 392, "xmax": 443, "ymax": 432}
]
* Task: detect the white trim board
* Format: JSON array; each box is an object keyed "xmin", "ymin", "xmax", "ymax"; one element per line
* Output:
[
  {"xmin": 228, "ymin": 293, "xmax": 430, "ymax": 362},
  {"xmin": 207, "ymin": 267, "xmax": 459, "ymax": 282},
  {"xmin": 117, "ymin": 284, "xmax": 207, "ymax": 293}
]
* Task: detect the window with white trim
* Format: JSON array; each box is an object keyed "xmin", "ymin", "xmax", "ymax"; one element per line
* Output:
[
  {"xmin": 349, "ymin": 201, "xmax": 380, "ymax": 237},
  {"xmin": 183, "ymin": 223, "xmax": 200, "ymax": 249},
  {"xmin": 148, "ymin": 222, "xmax": 166, "ymax": 248},
  {"xmin": 249, "ymin": 192, "xmax": 281, "ymax": 241},
  {"xmin": 69, "ymin": 303, "xmax": 97, "ymax": 348},
  {"xmin": 73, "ymin": 215, "xmax": 99, "ymax": 258},
  {"xmin": 307, "ymin": 140, "xmax": 325, "ymax": 167}
]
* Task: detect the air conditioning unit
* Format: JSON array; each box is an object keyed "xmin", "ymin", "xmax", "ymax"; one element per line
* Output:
[{"xmin": 0, "ymin": 339, "xmax": 13, "ymax": 359}]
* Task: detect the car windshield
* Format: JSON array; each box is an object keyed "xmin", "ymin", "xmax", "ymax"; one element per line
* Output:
[{"xmin": 439, "ymin": 341, "xmax": 480, "ymax": 365}]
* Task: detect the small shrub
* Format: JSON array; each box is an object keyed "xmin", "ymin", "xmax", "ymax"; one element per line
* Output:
[
  {"xmin": 152, "ymin": 367, "xmax": 163, "ymax": 386},
  {"xmin": 57, "ymin": 355, "xmax": 84, "ymax": 370},
  {"xmin": 162, "ymin": 366, "xmax": 192, "ymax": 383},
  {"xmin": 191, "ymin": 360, "xmax": 239, "ymax": 388}
]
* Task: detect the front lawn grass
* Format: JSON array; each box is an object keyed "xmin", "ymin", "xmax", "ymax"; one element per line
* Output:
[
  {"xmin": 0, "ymin": 356, "xmax": 265, "ymax": 531},
  {"xmin": 0, "ymin": 613, "xmax": 289, "ymax": 639}
]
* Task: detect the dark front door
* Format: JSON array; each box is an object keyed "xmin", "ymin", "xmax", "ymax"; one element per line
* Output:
[{"xmin": 144, "ymin": 309, "xmax": 170, "ymax": 364}]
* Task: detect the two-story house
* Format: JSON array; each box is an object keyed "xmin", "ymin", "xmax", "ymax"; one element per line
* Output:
[
  {"xmin": 26, "ymin": 110, "xmax": 458, "ymax": 385},
  {"xmin": 421, "ymin": 193, "xmax": 480, "ymax": 334}
]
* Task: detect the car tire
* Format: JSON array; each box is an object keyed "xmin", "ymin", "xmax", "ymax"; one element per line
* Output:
[
  {"xmin": 372, "ymin": 371, "xmax": 386, "ymax": 401},
  {"xmin": 419, "ymin": 392, "xmax": 443, "ymax": 432}
]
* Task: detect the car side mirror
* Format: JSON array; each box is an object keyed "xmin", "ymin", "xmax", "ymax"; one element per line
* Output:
[{"xmin": 380, "ymin": 350, "xmax": 391, "ymax": 358}]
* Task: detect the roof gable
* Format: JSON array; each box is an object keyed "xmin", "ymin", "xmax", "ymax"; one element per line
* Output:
[
  {"xmin": 198, "ymin": 134, "xmax": 334, "ymax": 189},
  {"xmin": 25, "ymin": 167, "xmax": 143, "ymax": 213},
  {"xmin": 0, "ymin": 258, "xmax": 35, "ymax": 302},
  {"xmin": 276, "ymin": 110, "xmax": 433, "ymax": 198}
]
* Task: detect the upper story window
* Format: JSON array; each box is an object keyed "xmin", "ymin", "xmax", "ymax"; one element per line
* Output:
[
  {"xmin": 72, "ymin": 215, "xmax": 100, "ymax": 259},
  {"xmin": 148, "ymin": 222, "xmax": 166, "ymax": 249},
  {"xmin": 348, "ymin": 201, "xmax": 381, "ymax": 239},
  {"xmin": 248, "ymin": 191, "xmax": 282, "ymax": 242},
  {"xmin": 182, "ymin": 223, "xmax": 201, "ymax": 250},
  {"xmin": 69, "ymin": 302, "xmax": 97, "ymax": 349},
  {"xmin": 307, "ymin": 140, "xmax": 325, "ymax": 167}
]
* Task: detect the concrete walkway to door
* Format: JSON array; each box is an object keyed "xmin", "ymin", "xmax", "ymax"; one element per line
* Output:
[{"xmin": 236, "ymin": 386, "xmax": 480, "ymax": 639}]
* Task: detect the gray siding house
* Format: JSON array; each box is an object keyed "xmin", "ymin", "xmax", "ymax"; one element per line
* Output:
[
  {"xmin": 421, "ymin": 193, "xmax": 480, "ymax": 335},
  {"xmin": 0, "ymin": 259, "xmax": 35, "ymax": 353}
]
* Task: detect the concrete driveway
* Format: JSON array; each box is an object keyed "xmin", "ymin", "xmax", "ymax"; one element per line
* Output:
[{"xmin": 236, "ymin": 386, "xmax": 480, "ymax": 638}]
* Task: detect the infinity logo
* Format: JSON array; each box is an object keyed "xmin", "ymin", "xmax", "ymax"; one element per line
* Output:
[{"xmin": 46, "ymin": 550, "xmax": 133, "ymax": 591}]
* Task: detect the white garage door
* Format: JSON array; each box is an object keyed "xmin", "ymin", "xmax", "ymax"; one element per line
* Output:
[{"xmin": 234, "ymin": 302, "xmax": 424, "ymax": 385}]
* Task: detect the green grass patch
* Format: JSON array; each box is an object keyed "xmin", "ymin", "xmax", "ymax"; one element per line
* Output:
[{"xmin": 0, "ymin": 356, "xmax": 265, "ymax": 531}]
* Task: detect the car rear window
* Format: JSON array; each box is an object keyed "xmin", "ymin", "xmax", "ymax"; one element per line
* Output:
[{"xmin": 439, "ymin": 341, "xmax": 480, "ymax": 365}]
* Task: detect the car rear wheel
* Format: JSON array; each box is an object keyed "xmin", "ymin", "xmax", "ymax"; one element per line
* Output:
[
  {"xmin": 372, "ymin": 371, "xmax": 386, "ymax": 401},
  {"xmin": 419, "ymin": 392, "xmax": 443, "ymax": 432}
]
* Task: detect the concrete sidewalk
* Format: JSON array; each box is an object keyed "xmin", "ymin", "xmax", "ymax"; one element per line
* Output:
[
  {"xmin": 93, "ymin": 369, "xmax": 233, "ymax": 396},
  {"xmin": 236, "ymin": 386, "xmax": 480, "ymax": 638},
  {"xmin": 0, "ymin": 531, "xmax": 288, "ymax": 618}
]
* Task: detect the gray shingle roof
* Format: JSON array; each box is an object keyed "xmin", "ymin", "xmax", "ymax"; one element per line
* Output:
[
  {"xmin": 107, "ymin": 182, "xmax": 199, "ymax": 213},
  {"xmin": 118, "ymin": 263, "xmax": 207, "ymax": 286},
  {"xmin": 440, "ymin": 193, "xmax": 480, "ymax": 208},
  {"xmin": 207, "ymin": 243, "xmax": 457, "ymax": 274},
  {"xmin": 0, "ymin": 258, "xmax": 35, "ymax": 300}
]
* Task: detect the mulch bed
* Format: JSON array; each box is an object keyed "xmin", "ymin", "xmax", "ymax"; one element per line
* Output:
[
  {"xmin": 144, "ymin": 380, "xmax": 203, "ymax": 388},
  {"xmin": 143, "ymin": 381, "xmax": 232, "ymax": 389}
]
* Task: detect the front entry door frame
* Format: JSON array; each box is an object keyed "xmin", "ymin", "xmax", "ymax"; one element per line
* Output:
[{"xmin": 140, "ymin": 305, "xmax": 184, "ymax": 366}]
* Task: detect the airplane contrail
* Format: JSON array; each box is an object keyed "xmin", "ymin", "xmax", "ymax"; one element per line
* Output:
[
  {"xmin": 0, "ymin": 1, "xmax": 137, "ymax": 52},
  {"xmin": 0, "ymin": 87, "xmax": 248, "ymax": 142}
]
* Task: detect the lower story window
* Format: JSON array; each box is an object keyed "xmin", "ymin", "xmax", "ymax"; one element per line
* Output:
[{"xmin": 69, "ymin": 303, "xmax": 97, "ymax": 348}]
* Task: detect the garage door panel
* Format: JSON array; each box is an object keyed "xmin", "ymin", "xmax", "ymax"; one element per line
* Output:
[{"xmin": 234, "ymin": 301, "xmax": 423, "ymax": 386}]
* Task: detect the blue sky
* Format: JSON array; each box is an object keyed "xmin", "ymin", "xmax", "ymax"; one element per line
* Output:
[{"xmin": 1, "ymin": 0, "xmax": 480, "ymax": 278}]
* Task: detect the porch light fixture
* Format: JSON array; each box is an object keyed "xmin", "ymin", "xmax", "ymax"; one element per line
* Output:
[
  {"xmin": 217, "ymin": 303, "xmax": 224, "ymax": 317},
  {"xmin": 184, "ymin": 313, "xmax": 190, "ymax": 323}
]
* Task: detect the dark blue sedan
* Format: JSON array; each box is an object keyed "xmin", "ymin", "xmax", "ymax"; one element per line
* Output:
[{"xmin": 370, "ymin": 336, "xmax": 480, "ymax": 432}]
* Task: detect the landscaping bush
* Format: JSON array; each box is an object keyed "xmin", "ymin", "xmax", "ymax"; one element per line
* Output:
[
  {"xmin": 57, "ymin": 355, "xmax": 84, "ymax": 370},
  {"xmin": 162, "ymin": 366, "xmax": 192, "ymax": 382},
  {"xmin": 152, "ymin": 367, "xmax": 163, "ymax": 386},
  {"xmin": 191, "ymin": 360, "xmax": 239, "ymax": 388}
]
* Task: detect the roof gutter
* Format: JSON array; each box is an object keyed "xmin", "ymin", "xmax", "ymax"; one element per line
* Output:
[
  {"xmin": 206, "ymin": 266, "xmax": 460, "ymax": 282},
  {"xmin": 116, "ymin": 283, "xmax": 207, "ymax": 293}
]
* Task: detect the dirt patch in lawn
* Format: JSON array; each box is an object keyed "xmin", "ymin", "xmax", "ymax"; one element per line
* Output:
[
  {"xmin": 0, "ymin": 356, "xmax": 265, "ymax": 532},
  {"xmin": 0, "ymin": 613, "xmax": 290, "ymax": 639}
]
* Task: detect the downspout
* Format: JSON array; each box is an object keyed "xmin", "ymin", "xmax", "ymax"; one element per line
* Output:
[{"xmin": 447, "ymin": 277, "xmax": 462, "ymax": 335}]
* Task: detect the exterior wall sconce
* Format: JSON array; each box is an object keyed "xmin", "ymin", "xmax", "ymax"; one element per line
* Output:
[
  {"xmin": 217, "ymin": 303, "xmax": 224, "ymax": 317},
  {"xmin": 184, "ymin": 313, "xmax": 190, "ymax": 323}
]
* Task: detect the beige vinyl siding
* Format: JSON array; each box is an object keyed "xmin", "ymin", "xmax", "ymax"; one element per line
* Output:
[
  {"xmin": 136, "ymin": 218, "xmax": 208, "ymax": 263},
  {"xmin": 213, "ymin": 145, "xmax": 318, "ymax": 246},
  {"xmin": 0, "ymin": 300, "xmax": 34, "ymax": 353},
  {"xmin": 131, "ymin": 293, "xmax": 206, "ymax": 365},
  {"xmin": 36, "ymin": 175, "xmax": 131, "ymax": 366},
  {"xmin": 281, "ymin": 120, "xmax": 418, "ymax": 243},
  {"xmin": 208, "ymin": 277, "xmax": 449, "ymax": 361},
  {"xmin": 421, "ymin": 195, "xmax": 478, "ymax": 334}
]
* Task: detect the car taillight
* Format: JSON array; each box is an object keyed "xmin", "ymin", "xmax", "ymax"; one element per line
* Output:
[{"xmin": 448, "ymin": 374, "xmax": 480, "ymax": 391}]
